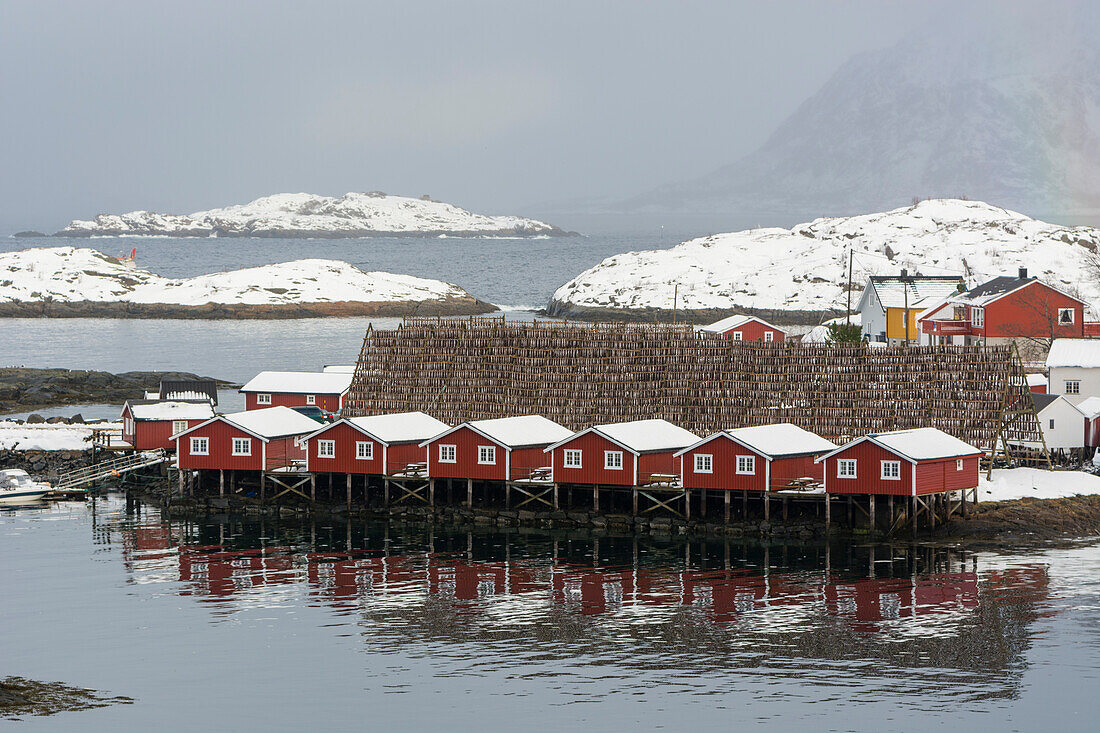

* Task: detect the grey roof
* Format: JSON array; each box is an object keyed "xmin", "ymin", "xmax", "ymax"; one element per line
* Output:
[
  {"xmin": 1031, "ymin": 392, "xmax": 1060, "ymax": 413},
  {"xmin": 159, "ymin": 379, "xmax": 218, "ymax": 405},
  {"xmin": 956, "ymin": 275, "xmax": 1087, "ymax": 307}
]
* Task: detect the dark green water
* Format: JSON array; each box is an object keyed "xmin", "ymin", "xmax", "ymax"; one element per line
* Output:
[{"xmin": 2, "ymin": 495, "xmax": 1099, "ymax": 731}]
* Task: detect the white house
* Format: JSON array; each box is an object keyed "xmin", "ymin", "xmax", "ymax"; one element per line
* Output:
[
  {"xmin": 1045, "ymin": 339, "xmax": 1100, "ymax": 405},
  {"xmin": 1025, "ymin": 393, "xmax": 1085, "ymax": 452}
]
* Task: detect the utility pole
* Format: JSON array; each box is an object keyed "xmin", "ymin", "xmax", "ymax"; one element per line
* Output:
[
  {"xmin": 672, "ymin": 282, "xmax": 678, "ymax": 325},
  {"xmin": 846, "ymin": 249, "xmax": 854, "ymax": 325},
  {"xmin": 902, "ymin": 269, "xmax": 911, "ymax": 345}
]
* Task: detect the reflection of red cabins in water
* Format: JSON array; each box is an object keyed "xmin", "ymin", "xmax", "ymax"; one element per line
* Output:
[
  {"xmin": 177, "ymin": 548, "xmax": 301, "ymax": 598},
  {"xmin": 823, "ymin": 573, "xmax": 980, "ymax": 631}
]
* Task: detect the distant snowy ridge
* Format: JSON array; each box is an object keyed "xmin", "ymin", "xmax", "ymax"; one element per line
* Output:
[
  {"xmin": 548, "ymin": 199, "xmax": 1100, "ymax": 321},
  {"xmin": 0, "ymin": 247, "xmax": 489, "ymax": 313},
  {"xmin": 51, "ymin": 192, "xmax": 573, "ymax": 238}
]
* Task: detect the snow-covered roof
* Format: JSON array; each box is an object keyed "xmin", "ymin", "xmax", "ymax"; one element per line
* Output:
[
  {"xmin": 863, "ymin": 276, "xmax": 964, "ymax": 311},
  {"xmin": 1075, "ymin": 396, "xmax": 1100, "ymax": 421},
  {"xmin": 424, "ymin": 415, "xmax": 573, "ymax": 449},
  {"xmin": 700, "ymin": 314, "xmax": 784, "ymax": 335},
  {"xmin": 953, "ymin": 274, "xmax": 1087, "ymax": 307},
  {"xmin": 1046, "ymin": 339, "xmax": 1100, "ymax": 369},
  {"xmin": 550, "ymin": 419, "xmax": 700, "ymax": 454},
  {"xmin": 307, "ymin": 412, "xmax": 449, "ymax": 444},
  {"xmin": 126, "ymin": 400, "xmax": 215, "ymax": 421},
  {"xmin": 678, "ymin": 423, "xmax": 836, "ymax": 458},
  {"xmin": 1025, "ymin": 373, "xmax": 1048, "ymax": 388},
  {"xmin": 240, "ymin": 371, "xmax": 353, "ymax": 395},
  {"xmin": 177, "ymin": 406, "xmax": 320, "ymax": 441},
  {"xmin": 821, "ymin": 427, "xmax": 981, "ymax": 463},
  {"xmin": 322, "ymin": 365, "xmax": 357, "ymax": 374}
]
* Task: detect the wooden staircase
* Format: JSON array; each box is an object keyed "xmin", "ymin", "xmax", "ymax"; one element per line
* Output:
[{"xmin": 55, "ymin": 450, "xmax": 169, "ymax": 490}]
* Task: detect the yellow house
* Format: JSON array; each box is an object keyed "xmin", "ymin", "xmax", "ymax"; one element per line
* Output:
[
  {"xmin": 857, "ymin": 272, "xmax": 966, "ymax": 344},
  {"xmin": 885, "ymin": 306, "xmax": 922, "ymax": 341}
]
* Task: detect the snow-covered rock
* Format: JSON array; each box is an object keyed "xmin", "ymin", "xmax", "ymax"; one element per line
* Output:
[
  {"xmin": 0, "ymin": 247, "xmax": 492, "ymax": 316},
  {"xmin": 549, "ymin": 199, "xmax": 1100, "ymax": 321},
  {"xmin": 54, "ymin": 192, "xmax": 572, "ymax": 238}
]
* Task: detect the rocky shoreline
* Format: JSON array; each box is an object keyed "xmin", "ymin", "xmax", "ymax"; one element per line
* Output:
[
  {"xmin": 0, "ymin": 368, "xmax": 231, "ymax": 414},
  {"xmin": 0, "ymin": 297, "xmax": 497, "ymax": 319},
  {"xmin": 544, "ymin": 300, "xmax": 833, "ymax": 326}
]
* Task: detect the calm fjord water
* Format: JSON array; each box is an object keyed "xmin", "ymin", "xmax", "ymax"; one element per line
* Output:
[{"xmin": 2, "ymin": 497, "xmax": 1099, "ymax": 731}]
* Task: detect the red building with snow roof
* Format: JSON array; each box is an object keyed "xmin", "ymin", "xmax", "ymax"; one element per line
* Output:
[
  {"xmin": 422, "ymin": 415, "xmax": 573, "ymax": 482},
  {"xmin": 817, "ymin": 427, "xmax": 981, "ymax": 496},
  {"xmin": 303, "ymin": 411, "xmax": 449, "ymax": 475},
  {"xmin": 121, "ymin": 399, "xmax": 214, "ymax": 451},
  {"xmin": 174, "ymin": 406, "xmax": 321, "ymax": 472},
  {"xmin": 239, "ymin": 371, "xmax": 354, "ymax": 412},
  {"xmin": 700, "ymin": 315, "xmax": 786, "ymax": 343},
  {"xmin": 676, "ymin": 423, "xmax": 837, "ymax": 492},
  {"xmin": 546, "ymin": 419, "xmax": 700, "ymax": 486}
]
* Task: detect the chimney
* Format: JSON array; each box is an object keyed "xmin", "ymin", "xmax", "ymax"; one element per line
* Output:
[
  {"xmin": 900, "ymin": 268, "xmax": 908, "ymax": 278},
  {"xmin": 1019, "ymin": 267, "xmax": 1028, "ymax": 279}
]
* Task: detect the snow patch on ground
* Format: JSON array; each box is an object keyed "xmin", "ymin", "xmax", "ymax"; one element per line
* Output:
[
  {"xmin": 980, "ymin": 467, "xmax": 1100, "ymax": 502},
  {"xmin": 552, "ymin": 199, "xmax": 1100, "ymax": 314},
  {"xmin": 0, "ymin": 421, "xmax": 121, "ymax": 451}
]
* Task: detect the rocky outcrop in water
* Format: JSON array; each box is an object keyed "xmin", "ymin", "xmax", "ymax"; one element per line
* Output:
[{"xmin": 0, "ymin": 368, "xmax": 228, "ymax": 414}]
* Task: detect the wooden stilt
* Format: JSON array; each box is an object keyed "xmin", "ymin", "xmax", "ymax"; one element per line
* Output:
[
  {"xmin": 742, "ymin": 490, "xmax": 747, "ymax": 517},
  {"xmin": 685, "ymin": 489, "xmax": 691, "ymax": 520},
  {"xmin": 782, "ymin": 497, "xmax": 788, "ymax": 521},
  {"xmin": 384, "ymin": 478, "xmax": 390, "ymax": 505},
  {"xmin": 888, "ymin": 495, "xmax": 894, "ymax": 528},
  {"xmin": 467, "ymin": 478, "xmax": 473, "ymax": 508},
  {"xmin": 553, "ymin": 483, "xmax": 559, "ymax": 509},
  {"xmin": 346, "ymin": 473, "xmax": 352, "ymax": 510},
  {"xmin": 219, "ymin": 469, "xmax": 224, "ymax": 497},
  {"xmin": 824, "ymin": 493, "xmax": 831, "ymax": 529},
  {"xmin": 178, "ymin": 468, "xmax": 184, "ymax": 496},
  {"xmin": 912, "ymin": 495, "xmax": 918, "ymax": 536},
  {"xmin": 869, "ymin": 495, "xmax": 875, "ymax": 533},
  {"xmin": 429, "ymin": 478, "xmax": 436, "ymax": 506},
  {"xmin": 505, "ymin": 481, "xmax": 510, "ymax": 509},
  {"xmin": 310, "ymin": 473, "xmax": 316, "ymax": 502},
  {"xmin": 724, "ymin": 490, "xmax": 730, "ymax": 523},
  {"xmin": 632, "ymin": 488, "xmax": 638, "ymax": 516},
  {"xmin": 930, "ymin": 495, "xmax": 936, "ymax": 530},
  {"xmin": 260, "ymin": 472, "xmax": 265, "ymax": 503},
  {"xmin": 700, "ymin": 489, "xmax": 706, "ymax": 518},
  {"xmin": 764, "ymin": 490, "xmax": 770, "ymax": 521},
  {"xmin": 961, "ymin": 487, "xmax": 968, "ymax": 517},
  {"xmin": 847, "ymin": 496, "xmax": 853, "ymax": 525},
  {"xmin": 593, "ymin": 485, "xmax": 599, "ymax": 512}
]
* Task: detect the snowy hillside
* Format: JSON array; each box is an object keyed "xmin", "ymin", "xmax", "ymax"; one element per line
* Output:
[
  {"xmin": 52, "ymin": 192, "xmax": 572, "ymax": 238},
  {"xmin": 0, "ymin": 247, "xmax": 484, "ymax": 309},
  {"xmin": 617, "ymin": 8, "xmax": 1100, "ymax": 216},
  {"xmin": 549, "ymin": 199, "xmax": 1100, "ymax": 320}
]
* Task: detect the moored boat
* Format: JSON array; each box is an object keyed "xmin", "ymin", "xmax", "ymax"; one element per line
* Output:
[{"xmin": 0, "ymin": 469, "xmax": 52, "ymax": 503}]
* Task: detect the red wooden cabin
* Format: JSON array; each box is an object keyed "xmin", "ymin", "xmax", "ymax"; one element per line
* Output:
[
  {"xmin": 121, "ymin": 399, "xmax": 214, "ymax": 451},
  {"xmin": 676, "ymin": 423, "xmax": 837, "ymax": 492},
  {"xmin": 421, "ymin": 415, "xmax": 573, "ymax": 482},
  {"xmin": 546, "ymin": 419, "xmax": 700, "ymax": 487},
  {"xmin": 239, "ymin": 371, "xmax": 354, "ymax": 413},
  {"xmin": 174, "ymin": 406, "xmax": 321, "ymax": 472},
  {"xmin": 817, "ymin": 428, "xmax": 981, "ymax": 496},
  {"xmin": 303, "ymin": 411, "xmax": 449, "ymax": 475},
  {"xmin": 701, "ymin": 314, "xmax": 786, "ymax": 343}
]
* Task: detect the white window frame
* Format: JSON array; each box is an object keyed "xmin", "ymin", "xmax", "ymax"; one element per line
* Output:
[
  {"xmin": 837, "ymin": 459, "xmax": 857, "ymax": 479},
  {"xmin": 880, "ymin": 460, "xmax": 901, "ymax": 480},
  {"xmin": 1058, "ymin": 307, "xmax": 1075, "ymax": 325},
  {"xmin": 232, "ymin": 437, "xmax": 252, "ymax": 456},
  {"xmin": 1065, "ymin": 380, "xmax": 1081, "ymax": 395},
  {"xmin": 190, "ymin": 436, "xmax": 209, "ymax": 455},
  {"xmin": 317, "ymin": 439, "xmax": 335, "ymax": 458},
  {"xmin": 172, "ymin": 420, "xmax": 188, "ymax": 436},
  {"xmin": 356, "ymin": 441, "xmax": 373, "ymax": 460},
  {"xmin": 256, "ymin": 393, "xmax": 272, "ymax": 405},
  {"xmin": 563, "ymin": 449, "xmax": 583, "ymax": 468},
  {"xmin": 478, "ymin": 445, "xmax": 497, "ymax": 465},
  {"xmin": 764, "ymin": 331, "xmax": 774, "ymax": 343},
  {"xmin": 438, "ymin": 444, "xmax": 456, "ymax": 463},
  {"xmin": 732, "ymin": 331, "xmax": 743, "ymax": 341},
  {"xmin": 604, "ymin": 450, "xmax": 623, "ymax": 470},
  {"xmin": 956, "ymin": 458, "xmax": 964, "ymax": 471},
  {"xmin": 971, "ymin": 307, "xmax": 985, "ymax": 328},
  {"xmin": 694, "ymin": 454, "xmax": 713, "ymax": 473},
  {"xmin": 736, "ymin": 455, "xmax": 755, "ymax": 475},
  {"xmin": 306, "ymin": 395, "xmax": 316, "ymax": 405}
]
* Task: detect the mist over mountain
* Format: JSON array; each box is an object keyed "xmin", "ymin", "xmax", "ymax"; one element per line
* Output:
[{"xmin": 616, "ymin": 6, "xmax": 1100, "ymax": 218}]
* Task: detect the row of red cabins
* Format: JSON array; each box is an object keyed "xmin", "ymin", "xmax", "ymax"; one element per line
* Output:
[{"xmin": 169, "ymin": 408, "xmax": 982, "ymax": 499}]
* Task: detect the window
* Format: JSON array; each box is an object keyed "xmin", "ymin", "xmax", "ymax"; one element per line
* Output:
[
  {"xmin": 1059, "ymin": 308, "xmax": 1075, "ymax": 325},
  {"xmin": 356, "ymin": 441, "xmax": 373, "ymax": 460},
  {"xmin": 971, "ymin": 307, "xmax": 984, "ymax": 327},
  {"xmin": 256, "ymin": 393, "xmax": 272, "ymax": 405},
  {"xmin": 694, "ymin": 454, "xmax": 713, "ymax": 473},
  {"xmin": 190, "ymin": 437, "xmax": 209, "ymax": 455},
  {"xmin": 880, "ymin": 460, "xmax": 901, "ymax": 480},
  {"xmin": 306, "ymin": 395, "xmax": 316, "ymax": 405},
  {"xmin": 172, "ymin": 420, "xmax": 188, "ymax": 436},
  {"xmin": 232, "ymin": 437, "xmax": 252, "ymax": 456},
  {"xmin": 1049, "ymin": 419, "xmax": 1055, "ymax": 430},
  {"xmin": 764, "ymin": 331, "xmax": 774, "ymax": 343},
  {"xmin": 439, "ymin": 444, "xmax": 456, "ymax": 463},
  {"xmin": 604, "ymin": 450, "xmax": 623, "ymax": 470},
  {"xmin": 478, "ymin": 445, "xmax": 496, "ymax": 464},
  {"xmin": 317, "ymin": 439, "xmax": 335, "ymax": 458},
  {"xmin": 563, "ymin": 449, "xmax": 582, "ymax": 468},
  {"xmin": 736, "ymin": 455, "xmax": 755, "ymax": 475},
  {"xmin": 956, "ymin": 459, "xmax": 964, "ymax": 471},
  {"xmin": 1066, "ymin": 380, "xmax": 1080, "ymax": 395},
  {"xmin": 837, "ymin": 459, "xmax": 857, "ymax": 478},
  {"xmin": 732, "ymin": 331, "xmax": 743, "ymax": 341}
]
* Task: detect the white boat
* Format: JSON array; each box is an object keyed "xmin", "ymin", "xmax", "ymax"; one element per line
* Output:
[{"xmin": 0, "ymin": 469, "xmax": 52, "ymax": 503}]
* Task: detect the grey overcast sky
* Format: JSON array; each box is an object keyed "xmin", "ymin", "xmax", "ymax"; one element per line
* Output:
[{"xmin": 1, "ymin": 0, "xmax": 977, "ymax": 230}]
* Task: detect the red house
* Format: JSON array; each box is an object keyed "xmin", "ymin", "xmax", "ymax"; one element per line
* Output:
[
  {"xmin": 676, "ymin": 423, "xmax": 837, "ymax": 492},
  {"xmin": 421, "ymin": 415, "xmax": 573, "ymax": 482},
  {"xmin": 701, "ymin": 314, "xmax": 786, "ymax": 343},
  {"xmin": 174, "ymin": 406, "xmax": 321, "ymax": 472},
  {"xmin": 920, "ymin": 269, "xmax": 1087, "ymax": 351},
  {"xmin": 303, "ymin": 411, "xmax": 449, "ymax": 475},
  {"xmin": 1078, "ymin": 398, "xmax": 1100, "ymax": 448},
  {"xmin": 817, "ymin": 428, "xmax": 981, "ymax": 496},
  {"xmin": 239, "ymin": 371, "xmax": 354, "ymax": 413},
  {"xmin": 546, "ymin": 419, "xmax": 701, "ymax": 487},
  {"xmin": 121, "ymin": 400, "xmax": 214, "ymax": 451}
]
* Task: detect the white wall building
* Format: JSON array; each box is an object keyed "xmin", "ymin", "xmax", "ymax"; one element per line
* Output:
[
  {"xmin": 1027, "ymin": 393, "xmax": 1085, "ymax": 452},
  {"xmin": 1045, "ymin": 339, "xmax": 1100, "ymax": 405}
]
